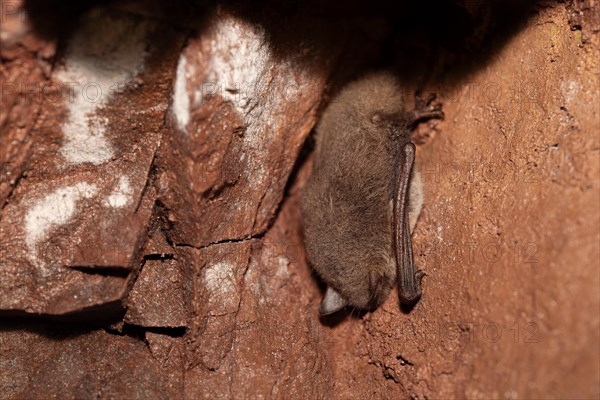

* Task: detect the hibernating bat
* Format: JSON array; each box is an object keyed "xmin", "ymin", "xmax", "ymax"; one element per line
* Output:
[{"xmin": 301, "ymin": 71, "xmax": 443, "ymax": 315}]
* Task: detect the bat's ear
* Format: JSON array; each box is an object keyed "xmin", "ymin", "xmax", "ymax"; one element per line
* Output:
[{"xmin": 319, "ymin": 286, "xmax": 347, "ymax": 316}]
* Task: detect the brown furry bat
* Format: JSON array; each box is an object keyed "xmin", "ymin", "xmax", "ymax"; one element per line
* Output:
[{"xmin": 301, "ymin": 72, "xmax": 443, "ymax": 315}]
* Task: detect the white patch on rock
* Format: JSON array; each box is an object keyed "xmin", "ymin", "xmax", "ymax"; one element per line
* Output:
[
  {"xmin": 177, "ymin": 14, "xmax": 310, "ymax": 192},
  {"xmin": 276, "ymin": 255, "xmax": 289, "ymax": 279},
  {"xmin": 202, "ymin": 18, "xmax": 270, "ymax": 116},
  {"xmin": 196, "ymin": 17, "xmax": 307, "ymax": 124},
  {"xmin": 25, "ymin": 182, "xmax": 97, "ymax": 262},
  {"xmin": 194, "ymin": 17, "xmax": 272, "ymax": 191},
  {"xmin": 172, "ymin": 54, "xmax": 190, "ymax": 134},
  {"xmin": 203, "ymin": 261, "xmax": 237, "ymax": 308},
  {"xmin": 244, "ymin": 261, "xmax": 261, "ymax": 296},
  {"xmin": 55, "ymin": 10, "xmax": 149, "ymax": 165},
  {"xmin": 561, "ymin": 80, "xmax": 579, "ymax": 104},
  {"xmin": 104, "ymin": 176, "xmax": 133, "ymax": 208}
]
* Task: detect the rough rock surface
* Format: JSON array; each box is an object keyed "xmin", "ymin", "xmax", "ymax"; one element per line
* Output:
[
  {"xmin": 0, "ymin": 6, "xmax": 182, "ymax": 316},
  {"xmin": 124, "ymin": 259, "xmax": 190, "ymax": 328},
  {"xmin": 0, "ymin": 0, "xmax": 598, "ymax": 399},
  {"xmin": 157, "ymin": 10, "xmax": 330, "ymax": 247},
  {"xmin": 0, "ymin": 320, "xmax": 180, "ymax": 399}
]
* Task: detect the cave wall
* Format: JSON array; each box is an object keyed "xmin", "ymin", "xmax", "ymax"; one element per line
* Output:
[{"xmin": 0, "ymin": 0, "xmax": 598, "ymax": 399}]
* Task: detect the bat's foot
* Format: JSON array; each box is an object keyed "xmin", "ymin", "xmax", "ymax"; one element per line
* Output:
[
  {"xmin": 408, "ymin": 92, "xmax": 444, "ymax": 144},
  {"xmin": 408, "ymin": 91, "xmax": 444, "ymax": 127}
]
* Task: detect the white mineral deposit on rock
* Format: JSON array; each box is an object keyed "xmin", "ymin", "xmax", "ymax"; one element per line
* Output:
[
  {"xmin": 55, "ymin": 10, "xmax": 149, "ymax": 165},
  {"xmin": 25, "ymin": 182, "xmax": 98, "ymax": 264},
  {"xmin": 104, "ymin": 176, "xmax": 133, "ymax": 208}
]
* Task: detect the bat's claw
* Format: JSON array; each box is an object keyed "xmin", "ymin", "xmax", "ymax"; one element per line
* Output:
[{"xmin": 409, "ymin": 91, "xmax": 445, "ymax": 126}]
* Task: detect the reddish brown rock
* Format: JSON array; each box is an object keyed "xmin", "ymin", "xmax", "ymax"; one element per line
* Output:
[
  {"xmin": 0, "ymin": 320, "xmax": 178, "ymax": 399},
  {"xmin": 183, "ymin": 181, "xmax": 334, "ymax": 399},
  {"xmin": 142, "ymin": 227, "xmax": 174, "ymax": 258},
  {"xmin": 0, "ymin": 1, "xmax": 598, "ymax": 399},
  {"xmin": 145, "ymin": 332, "xmax": 185, "ymax": 394},
  {"xmin": 183, "ymin": 241, "xmax": 254, "ymax": 372},
  {"xmin": 124, "ymin": 259, "xmax": 189, "ymax": 328},
  {"xmin": 157, "ymin": 10, "xmax": 330, "ymax": 248},
  {"xmin": 0, "ymin": 9, "xmax": 183, "ymax": 315},
  {"xmin": 324, "ymin": 4, "xmax": 600, "ymax": 399},
  {"xmin": 0, "ymin": 0, "xmax": 54, "ymax": 209},
  {"xmin": 568, "ymin": 0, "xmax": 600, "ymax": 40}
]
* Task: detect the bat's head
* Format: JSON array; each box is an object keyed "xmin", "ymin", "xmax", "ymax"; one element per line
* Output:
[{"xmin": 319, "ymin": 258, "xmax": 397, "ymax": 315}]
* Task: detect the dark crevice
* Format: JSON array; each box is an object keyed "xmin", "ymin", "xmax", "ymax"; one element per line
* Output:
[
  {"xmin": 135, "ymin": 199, "xmax": 174, "ymax": 258},
  {"xmin": 253, "ymin": 125, "xmax": 316, "ymax": 241},
  {"xmin": 143, "ymin": 253, "xmax": 175, "ymax": 260},
  {"xmin": 115, "ymin": 322, "xmax": 186, "ymax": 338},
  {"xmin": 0, "ymin": 301, "xmax": 126, "ymax": 325},
  {"xmin": 144, "ymin": 325, "xmax": 187, "ymax": 337},
  {"xmin": 134, "ymin": 151, "xmax": 158, "ymax": 214},
  {"xmin": 155, "ymin": 199, "xmax": 175, "ymax": 236},
  {"xmin": 0, "ymin": 315, "xmax": 116, "ymax": 338},
  {"xmin": 67, "ymin": 266, "xmax": 131, "ymax": 277},
  {"xmin": 174, "ymin": 234, "xmax": 260, "ymax": 250},
  {"xmin": 396, "ymin": 354, "xmax": 415, "ymax": 366},
  {"xmin": 103, "ymin": 323, "xmax": 186, "ymax": 354},
  {"xmin": 22, "ymin": 0, "xmax": 102, "ymax": 40}
]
